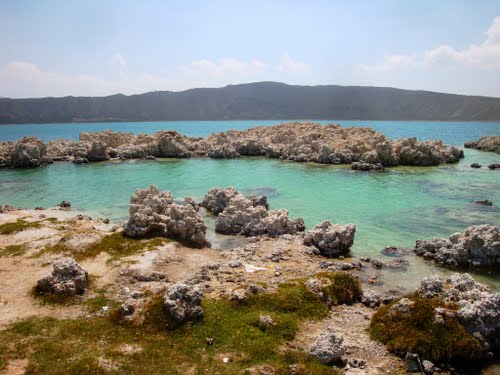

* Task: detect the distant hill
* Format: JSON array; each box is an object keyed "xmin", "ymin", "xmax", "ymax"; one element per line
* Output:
[{"xmin": 1, "ymin": 82, "xmax": 500, "ymax": 124}]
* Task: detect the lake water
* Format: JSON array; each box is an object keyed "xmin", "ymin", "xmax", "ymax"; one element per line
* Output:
[{"xmin": 0, "ymin": 120, "xmax": 499, "ymax": 290}]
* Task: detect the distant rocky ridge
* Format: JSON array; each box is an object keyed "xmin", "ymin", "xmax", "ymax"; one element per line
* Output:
[
  {"xmin": 0, "ymin": 121, "xmax": 464, "ymax": 168},
  {"xmin": 1, "ymin": 82, "xmax": 500, "ymax": 123}
]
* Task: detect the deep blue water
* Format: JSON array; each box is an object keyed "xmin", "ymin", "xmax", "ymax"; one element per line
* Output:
[{"xmin": 1, "ymin": 120, "xmax": 499, "ymax": 145}]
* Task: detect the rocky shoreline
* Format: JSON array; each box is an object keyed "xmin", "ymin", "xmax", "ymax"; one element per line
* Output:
[
  {"xmin": 0, "ymin": 122, "xmax": 465, "ymax": 168},
  {"xmin": 465, "ymin": 136, "xmax": 500, "ymax": 155},
  {"xmin": 0, "ymin": 187, "xmax": 498, "ymax": 374}
]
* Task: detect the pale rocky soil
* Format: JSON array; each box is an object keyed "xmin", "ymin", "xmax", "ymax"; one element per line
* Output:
[{"xmin": 0, "ymin": 208, "xmax": 493, "ymax": 374}]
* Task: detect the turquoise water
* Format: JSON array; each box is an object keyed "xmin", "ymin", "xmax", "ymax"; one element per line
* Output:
[
  {"xmin": 0, "ymin": 121, "xmax": 499, "ymax": 290},
  {"xmin": 1, "ymin": 120, "xmax": 500, "ymax": 145}
]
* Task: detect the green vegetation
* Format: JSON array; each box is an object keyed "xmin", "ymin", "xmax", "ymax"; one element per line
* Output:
[
  {"xmin": 315, "ymin": 271, "xmax": 363, "ymax": 305},
  {"xmin": 0, "ymin": 244, "xmax": 26, "ymax": 257},
  {"xmin": 0, "ymin": 274, "xmax": 360, "ymax": 374},
  {"xmin": 0, "ymin": 219, "xmax": 41, "ymax": 235},
  {"xmin": 370, "ymin": 296, "xmax": 481, "ymax": 362},
  {"xmin": 40, "ymin": 232, "xmax": 169, "ymax": 262}
]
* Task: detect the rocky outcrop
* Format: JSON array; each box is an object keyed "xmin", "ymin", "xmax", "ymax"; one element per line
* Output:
[
  {"xmin": 124, "ymin": 185, "xmax": 210, "ymax": 248},
  {"xmin": 6, "ymin": 136, "xmax": 52, "ymax": 168},
  {"xmin": 309, "ymin": 328, "xmax": 345, "ymax": 364},
  {"xmin": 417, "ymin": 273, "xmax": 499, "ymax": 352},
  {"xmin": 35, "ymin": 257, "xmax": 88, "ymax": 296},
  {"xmin": 414, "ymin": 225, "xmax": 499, "ymax": 268},
  {"xmin": 464, "ymin": 136, "xmax": 500, "ymax": 154},
  {"xmin": 203, "ymin": 187, "xmax": 304, "ymax": 237},
  {"xmin": 1, "ymin": 122, "xmax": 464, "ymax": 168},
  {"xmin": 163, "ymin": 283, "xmax": 204, "ymax": 325},
  {"xmin": 303, "ymin": 221, "xmax": 356, "ymax": 257}
]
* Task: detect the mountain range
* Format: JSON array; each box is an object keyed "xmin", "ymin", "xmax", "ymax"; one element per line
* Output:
[{"xmin": 1, "ymin": 81, "xmax": 500, "ymax": 124}]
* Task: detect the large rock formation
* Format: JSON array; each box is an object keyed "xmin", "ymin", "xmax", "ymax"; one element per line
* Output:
[
  {"xmin": 6, "ymin": 136, "xmax": 52, "ymax": 168},
  {"xmin": 124, "ymin": 185, "xmax": 210, "ymax": 248},
  {"xmin": 414, "ymin": 225, "xmax": 499, "ymax": 268},
  {"xmin": 464, "ymin": 136, "xmax": 500, "ymax": 154},
  {"xmin": 417, "ymin": 273, "xmax": 499, "ymax": 353},
  {"xmin": 163, "ymin": 283, "xmax": 204, "ymax": 325},
  {"xmin": 0, "ymin": 122, "xmax": 464, "ymax": 168},
  {"xmin": 35, "ymin": 257, "xmax": 88, "ymax": 296},
  {"xmin": 202, "ymin": 187, "xmax": 304, "ymax": 237},
  {"xmin": 303, "ymin": 220, "xmax": 356, "ymax": 257}
]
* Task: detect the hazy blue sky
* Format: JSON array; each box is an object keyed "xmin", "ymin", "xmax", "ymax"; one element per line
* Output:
[{"xmin": 1, "ymin": 0, "xmax": 500, "ymax": 98}]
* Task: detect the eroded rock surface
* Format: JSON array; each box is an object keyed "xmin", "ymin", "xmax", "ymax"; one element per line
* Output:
[
  {"xmin": 414, "ymin": 225, "xmax": 499, "ymax": 268},
  {"xmin": 308, "ymin": 328, "xmax": 345, "ymax": 364},
  {"xmin": 163, "ymin": 283, "xmax": 204, "ymax": 324},
  {"xmin": 35, "ymin": 257, "xmax": 88, "ymax": 296},
  {"xmin": 203, "ymin": 187, "xmax": 304, "ymax": 237},
  {"xmin": 1, "ymin": 122, "xmax": 464, "ymax": 168},
  {"xmin": 124, "ymin": 185, "xmax": 209, "ymax": 248},
  {"xmin": 303, "ymin": 220, "xmax": 356, "ymax": 257},
  {"xmin": 417, "ymin": 273, "xmax": 499, "ymax": 352},
  {"xmin": 465, "ymin": 136, "xmax": 500, "ymax": 154}
]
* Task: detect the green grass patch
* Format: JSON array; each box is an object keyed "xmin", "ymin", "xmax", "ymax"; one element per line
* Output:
[
  {"xmin": 0, "ymin": 219, "xmax": 41, "ymax": 235},
  {"xmin": 40, "ymin": 232, "xmax": 169, "ymax": 262},
  {"xmin": 315, "ymin": 271, "xmax": 362, "ymax": 305},
  {"xmin": 370, "ymin": 296, "xmax": 482, "ymax": 362},
  {"xmin": 0, "ymin": 281, "xmax": 341, "ymax": 374},
  {"xmin": 0, "ymin": 244, "xmax": 27, "ymax": 257}
]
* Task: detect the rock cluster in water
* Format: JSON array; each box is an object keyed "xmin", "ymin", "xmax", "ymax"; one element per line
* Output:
[
  {"xmin": 0, "ymin": 122, "xmax": 464, "ymax": 168},
  {"xmin": 303, "ymin": 220, "xmax": 356, "ymax": 257},
  {"xmin": 416, "ymin": 273, "xmax": 499, "ymax": 353},
  {"xmin": 202, "ymin": 187, "xmax": 304, "ymax": 237},
  {"xmin": 124, "ymin": 185, "xmax": 210, "ymax": 248},
  {"xmin": 414, "ymin": 224, "xmax": 499, "ymax": 268},
  {"xmin": 464, "ymin": 136, "xmax": 500, "ymax": 154},
  {"xmin": 36, "ymin": 257, "xmax": 88, "ymax": 296}
]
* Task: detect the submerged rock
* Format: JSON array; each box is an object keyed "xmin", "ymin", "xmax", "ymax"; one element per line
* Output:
[
  {"xmin": 309, "ymin": 328, "xmax": 345, "ymax": 364},
  {"xmin": 36, "ymin": 257, "xmax": 88, "ymax": 296},
  {"xmin": 124, "ymin": 185, "xmax": 210, "ymax": 248},
  {"xmin": 475, "ymin": 199, "xmax": 493, "ymax": 206},
  {"xmin": 470, "ymin": 163, "xmax": 482, "ymax": 168},
  {"xmin": 351, "ymin": 161, "xmax": 385, "ymax": 171},
  {"xmin": 163, "ymin": 283, "xmax": 204, "ymax": 324},
  {"xmin": 414, "ymin": 224, "xmax": 499, "ymax": 268},
  {"xmin": 303, "ymin": 220, "xmax": 356, "ymax": 257}
]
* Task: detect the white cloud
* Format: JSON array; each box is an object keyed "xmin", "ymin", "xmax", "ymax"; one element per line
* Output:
[
  {"xmin": 360, "ymin": 16, "xmax": 500, "ymax": 72},
  {"xmin": 180, "ymin": 58, "xmax": 267, "ymax": 76},
  {"xmin": 277, "ymin": 54, "xmax": 309, "ymax": 73}
]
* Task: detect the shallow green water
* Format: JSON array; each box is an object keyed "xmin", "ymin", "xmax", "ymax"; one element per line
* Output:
[{"xmin": 0, "ymin": 148, "xmax": 499, "ymax": 290}]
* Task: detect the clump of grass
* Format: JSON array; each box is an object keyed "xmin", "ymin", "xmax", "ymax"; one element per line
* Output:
[
  {"xmin": 0, "ymin": 244, "xmax": 27, "ymax": 257},
  {"xmin": 0, "ymin": 219, "xmax": 41, "ymax": 235},
  {"xmin": 40, "ymin": 232, "xmax": 169, "ymax": 262},
  {"xmin": 83, "ymin": 291, "xmax": 119, "ymax": 314},
  {"xmin": 370, "ymin": 296, "xmax": 482, "ymax": 363},
  {"xmin": 0, "ymin": 281, "xmax": 341, "ymax": 374},
  {"xmin": 315, "ymin": 271, "xmax": 362, "ymax": 305}
]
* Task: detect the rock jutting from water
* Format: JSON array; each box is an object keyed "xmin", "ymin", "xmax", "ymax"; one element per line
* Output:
[
  {"xmin": 464, "ymin": 136, "xmax": 500, "ymax": 154},
  {"xmin": 413, "ymin": 224, "xmax": 499, "ymax": 268},
  {"xmin": 0, "ymin": 122, "xmax": 464, "ymax": 168},
  {"xmin": 202, "ymin": 187, "xmax": 304, "ymax": 237},
  {"xmin": 124, "ymin": 185, "xmax": 210, "ymax": 248},
  {"xmin": 303, "ymin": 220, "xmax": 356, "ymax": 257}
]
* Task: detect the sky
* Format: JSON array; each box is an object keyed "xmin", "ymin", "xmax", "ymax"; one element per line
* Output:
[{"xmin": 1, "ymin": 0, "xmax": 500, "ymax": 98}]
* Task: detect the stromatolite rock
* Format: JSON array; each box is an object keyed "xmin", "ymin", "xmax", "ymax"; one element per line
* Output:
[
  {"xmin": 35, "ymin": 257, "xmax": 88, "ymax": 296},
  {"xmin": 208, "ymin": 144, "xmax": 240, "ymax": 159},
  {"xmin": 309, "ymin": 328, "xmax": 345, "ymax": 364},
  {"xmin": 303, "ymin": 220, "xmax": 356, "ymax": 257},
  {"xmin": 8, "ymin": 136, "xmax": 52, "ymax": 168},
  {"xmin": 392, "ymin": 137, "xmax": 463, "ymax": 165},
  {"xmin": 87, "ymin": 141, "xmax": 109, "ymax": 162},
  {"xmin": 203, "ymin": 187, "xmax": 302, "ymax": 237},
  {"xmin": 414, "ymin": 224, "xmax": 499, "ymax": 268},
  {"xmin": 351, "ymin": 161, "xmax": 385, "ymax": 171},
  {"xmin": 158, "ymin": 132, "xmax": 191, "ymax": 157},
  {"xmin": 361, "ymin": 289, "xmax": 382, "ymax": 308},
  {"xmin": 416, "ymin": 273, "xmax": 499, "ymax": 352},
  {"xmin": 464, "ymin": 136, "xmax": 500, "ymax": 154},
  {"xmin": 163, "ymin": 282, "xmax": 204, "ymax": 324},
  {"xmin": 124, "ymin": 185, "xmax": 209, "ymax": 248}
]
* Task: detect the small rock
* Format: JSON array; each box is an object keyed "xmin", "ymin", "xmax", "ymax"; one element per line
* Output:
[
  {"xmin": 470, "ymin": 163, "xmax": 481, "ymax": 168},
  {"xmin": 309, "ymin": 328, "xmax": 345, "ymax": 364},
  {"xmin": 405, "ymin": 352, "xmax": 421, "ymax": 373},
  {"xmin": 228, "ymin": 260, "xmax": 242, "ymax": 268},
  {"xmin": 422, "ymin": 359, "xmax": 435, "ymax": 374},
  {"xmin": 58, "ymin": 200, "xmax": 71, "ymax": 208},
  {"xmin": 361, "ymin": 289, "xmax": 381, "ymax": 308},
  {"xmin": 475, "ymin": 199, "xmax": 493, "ymax": 206}
]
